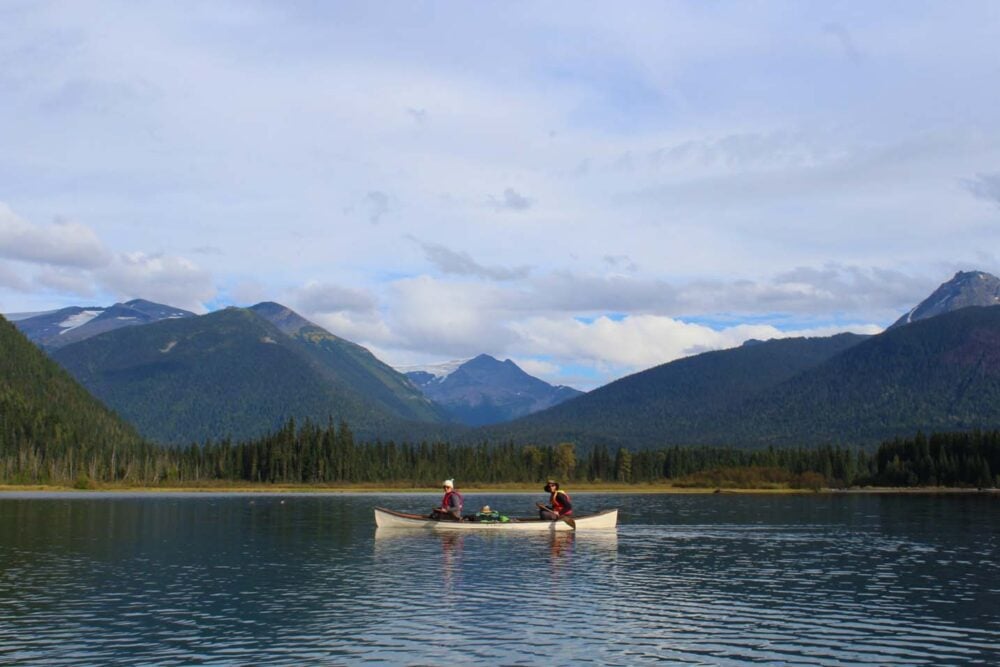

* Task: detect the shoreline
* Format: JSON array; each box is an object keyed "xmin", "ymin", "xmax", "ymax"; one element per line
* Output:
[{"xmin": 0, "ymin": 483, "xmax": 996, "ymax": 495}]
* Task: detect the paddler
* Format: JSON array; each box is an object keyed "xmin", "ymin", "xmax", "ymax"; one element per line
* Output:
[
  {"xmin": 538, "ymin": 479, "xmax": 573, "ymax": 521},
  {"xmin": 430, "ymin": 478, "xmax": 463, "ymax": 521}
]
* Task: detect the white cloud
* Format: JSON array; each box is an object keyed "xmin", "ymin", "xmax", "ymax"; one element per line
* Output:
[
  {"xmin": 96, "ymin": 252, "xmax": 214, "ymax": 313},
  {"xmin": 0, "ymin": 262, "xmax": 29, "ymax": 292},
  {"xmin": 227, "ymin": 279, "xmax": 269, "ymax": 306},
  {"xmin": 35, "ymin": 266, "xmax": 98, "ymax": 297},
  {"xmin": 3, "ymin": 3, "xmax": 1000, "ymax": 387},
  {"xmin": 509, "ymin": 314, "xmax": 882, "ymax": 385},
  {"xmin": 513, "ymin": 357, "xmax": 562, "ymax": 380},
  {"xmin": 310, "ymin": 310, "xmax": 393, "ymax": 347},
  {"xmin": 292, "ymin": 281, "xmax": 376, "ymax": 314},
  {"xmin": 0, "ymin": 204, "xmax": 111, "ymax": 269}
]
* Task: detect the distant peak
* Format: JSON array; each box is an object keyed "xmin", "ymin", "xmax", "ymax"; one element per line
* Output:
[
  {"xmin": 397, "ymin": 359, "xmax": 469, "ymax": 378},
  {"xmin": 248, "ymin": 302, "xmax": 316, "ymax": 335},
  {"xmin": 467, "ymin": 353, "xmax": 502, "ymax": 366},
  {"xmin": 890, "ymin": 270, "xmax": 1000, "ymax": 329},
  {"xmin": 249, "ymin": 301, "xmax": 290, "ymax": 313}
]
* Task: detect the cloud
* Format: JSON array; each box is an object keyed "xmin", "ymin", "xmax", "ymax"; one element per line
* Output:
[
  {"xmin": 346, "ymin": 262, "xmax": 921, "ymax": 388},
  {"xmin": 490, "ymin": 187, "xmax": 533, "ymax": 211},
  {"xmin": 513, "ymin": 357, "xmax": 562, "ymax": 380},
  {"xmin": 823, "ymin": 22, "xmax": 862, "ymax": 63},
  {"xmin": 0, "ymin": 203, "xmax": 217, "ymax": 312},
  {"xmin": 521, "ymin": 264, "xmax": 933, "ymax": 324},
  {"xmin": 0, "ymin": 262, "xmax": 29, "ymax": 292},
  {"xmin": 366, "ymin": 191, "xmax": 390, "ymax": 224},
  {"xmin": 509, "ymin": 313, "xmax": 881, "ymax": 382},
  {"xmin": 963, "ymin": 173, "xmax": 1000, "ymax": 206},
  {"xmin": 292, "ymin": 281, "xmax": 377, "ymax": 314},
  {"xmin": 192, "ymin": 245, "xmax": 224, "ymax": 255},
  {"xmin": 96, "ymin": 252, "xmax": 214, "ymax": 313},
  {"xmin": 35, "ymin": 267, "xmax": 98, "ymax": 297},
  {"xmin": 4, "ymin": 3, "xmax": 999, "ymax": 387},
  {"xmin": 417, "ymin": 240, "xmax": 532, "ymax": 281},
  {"xmin": 405, "ymin": 107, "xmax": 428, "ymax": 124},
  {"xmin": 603, "ymin": 254, "xmax": 638, "ymax": 272},
  {"xmin": 0, "ymin": 204, "xmax": 111, "ymax": 269},
  {"xmin": 384, "ymin": 275, "xmax": 520, "ymax": 356}
]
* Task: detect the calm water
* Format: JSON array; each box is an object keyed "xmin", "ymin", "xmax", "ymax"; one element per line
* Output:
[{"xmin": 0, "ymin": 492, "xmax": 997, "ymax": 665}]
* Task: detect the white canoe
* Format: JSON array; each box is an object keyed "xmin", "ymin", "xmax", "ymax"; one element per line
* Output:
[{"xmin": 373, "ymin": 507, "xmax": 618, "ymax": 531}]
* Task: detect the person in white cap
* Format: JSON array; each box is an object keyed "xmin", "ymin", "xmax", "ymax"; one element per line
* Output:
[{"xmin": 429, "ymin": 478, "xmax": 463, "ymax": 521}]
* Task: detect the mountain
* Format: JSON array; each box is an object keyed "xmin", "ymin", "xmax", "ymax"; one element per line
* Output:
[
  {"xmin": 890, "ymin": 270, "xmax": 1000, "ymax": 329},
  {"xmin": 0, "ymin": 314, "xmax": 143, "ymax": 463},
  {"xmin": 248, "ymin": 302, "xmax": 444, "ymax": 424},
  {"xmin": 718, "ymin": 304, "xmax": 1000, "ymax": 446},
  {"xmin": 477, "ymin": 304, "xmax": 1000, "ymax": 449},
  {"xmin": 404, "ymin": 354, "xmax": 583, "ymax": 426},
  {"xmin": 52, "ymin": 305, "xmax": 453, "ymax": 444},
  {"xmin": 472, "ymin": 333, "xmax": 868, "ymax": 447},
  {"xmin": 14, "ymin": 299, "xmax": 194, "ymax": 350}
]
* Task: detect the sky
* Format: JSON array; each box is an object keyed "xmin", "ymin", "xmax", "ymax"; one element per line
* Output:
[{"xmin": 2, "ymin": 1, "xmax": 1000, "ymax": 390}]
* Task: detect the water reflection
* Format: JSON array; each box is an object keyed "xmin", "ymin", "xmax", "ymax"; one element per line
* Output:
[{"xmin": 0, "ymin": 493, "xmax": 997, "ymax": 665}]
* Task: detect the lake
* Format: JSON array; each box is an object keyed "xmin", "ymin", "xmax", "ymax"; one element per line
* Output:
[{"xmin": 0, "ymin": 492, "xmax": 997, "ymax": 665}]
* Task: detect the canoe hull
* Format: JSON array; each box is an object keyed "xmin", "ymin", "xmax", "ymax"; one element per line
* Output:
[{"xmin": 374, "ymin": 507, "xmax": 618, "ymax": 531}]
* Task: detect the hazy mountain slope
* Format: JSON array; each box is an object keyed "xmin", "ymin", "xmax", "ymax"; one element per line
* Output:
[
  {"xmin": 407, "ymin": 354, "xmax": 583, "ymax": 426},
  {"xmin": 14, "ymin": 299, "xmax": 194, "ymax": 350},
  {"xmin": 473, "ymin": 333, "xmax": 868, "ymax": 447}
]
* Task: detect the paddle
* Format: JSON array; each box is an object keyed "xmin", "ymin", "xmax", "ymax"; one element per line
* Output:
[{"xmin": 537, "ymin": 502, "xmax": 576, "ymax": 529}]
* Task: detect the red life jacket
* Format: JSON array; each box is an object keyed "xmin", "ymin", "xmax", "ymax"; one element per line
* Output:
[
  {"xmin": 550, "ymin": 489, "xmax": 572, "ymax": 515},
  {"xmin": 442, "ymin": 489, "xmax": 463, "ymax": 512}
]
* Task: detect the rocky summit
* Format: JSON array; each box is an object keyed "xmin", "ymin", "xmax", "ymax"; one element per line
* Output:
[{"xmin": 890, "ymin": 270, "xmax": 1000, "ymax": 329}]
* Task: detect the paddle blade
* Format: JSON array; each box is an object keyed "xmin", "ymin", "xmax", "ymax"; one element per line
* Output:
[{"xmin": 563, "ymin": 516, "xmax": 576, "ymax": 529}]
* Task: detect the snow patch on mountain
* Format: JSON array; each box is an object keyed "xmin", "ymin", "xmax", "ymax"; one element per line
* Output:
[
  {"xmin": 395, "ymin": 359, "xmax": 469, "ymax": 379},
  {"xmin": 58, "ymin": 310, "xmax": 102, "ymax": 334}
]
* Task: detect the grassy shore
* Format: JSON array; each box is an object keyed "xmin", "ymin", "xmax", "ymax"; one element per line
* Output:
[{"xmin": 0, "ymin": 482, "xmax": 995, "ymax": 494}]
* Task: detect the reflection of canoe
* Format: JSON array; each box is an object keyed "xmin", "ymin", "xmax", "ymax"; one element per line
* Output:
[{"xmin": 373, "ymin": 507, "xmax": 618, "ymax": 531}]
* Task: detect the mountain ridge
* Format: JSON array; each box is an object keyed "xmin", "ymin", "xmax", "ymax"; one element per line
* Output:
[
  {"xmin": 51, "ymin": 305, "xmax": 456, "ymax": 444},
  {"xmin": 406, "ymin": 354, "xmax": 583, "ymax": 426},
  {"xmin": 14, "ymin": 299, "xmax": 194, "ymax": 350},
  {"xmin": 890, "ymin": 270, "xmax": 1000, "ymax": 329}
]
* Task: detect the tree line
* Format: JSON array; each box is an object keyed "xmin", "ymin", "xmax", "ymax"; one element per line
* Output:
[{"xmin": 2, "ymin": 416, "xmax": 997, "ymax": 489}]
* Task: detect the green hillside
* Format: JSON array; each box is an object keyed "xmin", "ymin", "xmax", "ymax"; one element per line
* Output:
[
  {"xmin": 295, "ymin": 325, "xmax": 446, "ymax": 422},
  {"xmin": 248, "ymin": 302, "xmax": 444, "ymax": 423},
  {"xmin": 476, "ymin": 306, "xmax": 1000, "ymax": 449},
  {"xmin": 473, "ymin": 333, "xmax": 867, "ymax": 448},
  {"xmin": 719, "ymin": 305, "xmax": 1000, "ymax": 446},
  {"xmin": 0, "ymin": 314, "xmax": 145, "ymax": 482},
  {"xmin": 52, "ymin": 308, "xmax": 453, "ymax": 444}
]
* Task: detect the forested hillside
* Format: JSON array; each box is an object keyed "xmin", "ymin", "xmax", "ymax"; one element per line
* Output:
[
  {"xmin": 249, "ymin": 302, "xmax": 444, "ymax": 423},
  {"xmin": 713, "ymin": 305, "xmax": 1000, "ymax": 446},
  {"xmin": 0, "ymin": 314, "xmax": 152, "ymax": 483},
  {"xmin": 52, "ymin": 308, "xmax": 456, "ymax": 444},
  {"xmin": 473, "ymin": 333, "xmax": 867, "ymax": 448},
  {"xmin": 473, "ymin": 305, "xmax": 1000, "ymax": 448}
]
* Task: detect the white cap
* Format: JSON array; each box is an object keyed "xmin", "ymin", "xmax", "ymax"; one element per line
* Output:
[{"xmin": 443, "ymin": 479, "xmax": 454, "ymax": 488}]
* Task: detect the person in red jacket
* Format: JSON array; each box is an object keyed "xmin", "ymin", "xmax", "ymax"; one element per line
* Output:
[
  {"xmin": 538, "ymin": 480, "xmax": 573, "ymax": 521},
  {"xmin": 430, "ymin": 479, "xmax": 463, "ymax": 521}
]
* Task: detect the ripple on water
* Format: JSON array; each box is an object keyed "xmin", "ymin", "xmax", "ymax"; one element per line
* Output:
[{"xmin": 0, "ymin": 493, "xmax": 997, "ymax": 665}]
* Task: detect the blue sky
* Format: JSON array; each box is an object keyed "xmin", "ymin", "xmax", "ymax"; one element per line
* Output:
[{"xmin": 2, "ymin": 1, "xmax": 1000, "ymax": 389}]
